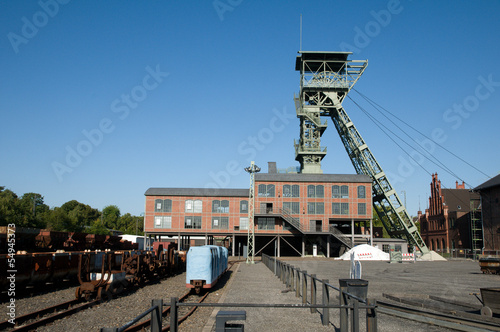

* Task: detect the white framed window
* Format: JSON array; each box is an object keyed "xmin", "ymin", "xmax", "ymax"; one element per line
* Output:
[
  {"xmin": 154, "ymin": 216, "xmax": 171, "ymax": 228},
  {"xmin": 239, "ymin": 217, "xmax": 249, "ymax": 230}
]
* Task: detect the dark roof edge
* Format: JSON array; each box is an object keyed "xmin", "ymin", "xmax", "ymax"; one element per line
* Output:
[
  {"xmin": 255, "ymin": 173, "xmax": 372, "ymax": 183},
  {"xmin": 474, "ymin": 174, "xmax": 500, "ymax": 191},
  {"xmin": 145, "ymin": 188, "xmax": 249, "ymax": 197}
]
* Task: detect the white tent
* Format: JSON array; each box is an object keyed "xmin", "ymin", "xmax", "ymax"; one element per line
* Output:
[{"xmin": 336, "ymin": 244, "xmax": 390, "ymax": 261}]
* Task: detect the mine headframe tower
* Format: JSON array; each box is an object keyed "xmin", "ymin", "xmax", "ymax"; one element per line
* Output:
[{"xmin": 294, "ymin": 51, "xmax": 429, "ymax": 254}]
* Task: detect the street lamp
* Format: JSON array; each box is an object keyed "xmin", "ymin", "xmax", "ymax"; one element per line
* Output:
[{"xmin": 245, "ymin": 161, "xmax": 261, "ymax": 264}]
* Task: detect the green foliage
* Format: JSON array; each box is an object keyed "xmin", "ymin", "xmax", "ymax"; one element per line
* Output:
[
  {"xmin": 0, "ymin": 186, "xmax": 20, "ymax": 226},
  {"xmin": 102, "ymin": 205, "xmax": 120, "ymax": 229},
  {"xmin": 87, "ymin": 220, "xmax": 111, "ymax": 235},
  {"xmin": 0, "ymin": 186, "xmax": 143, "ymax": 235},
  {"xmin": 0, "ymin": 188, "xmax": 49, "ymax": 228},
  {"xmin": 118, "ymin": 213, "xmax": 144, "ymax": 235}
]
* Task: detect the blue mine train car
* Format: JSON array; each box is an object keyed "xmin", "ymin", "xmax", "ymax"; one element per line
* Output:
[{"xmin": 186, "ymin": 245, "xmax": 228, "ymax": 293}]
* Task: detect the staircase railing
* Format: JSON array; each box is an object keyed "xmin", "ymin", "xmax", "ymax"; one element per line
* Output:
[
  {"xmin": 328, "ymin": 225, "xmax": 353, "ymax": 249},
  {"xmin": 278, "ymin": 208, "xmax": 305, "ymax": 233},
  {"xmin": 255, "ymin": 207, "xmax": 353, "ymax": 249}
]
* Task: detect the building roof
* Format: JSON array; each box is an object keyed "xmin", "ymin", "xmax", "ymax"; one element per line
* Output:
[
  {"xmin": 474, "ymin": 174, "xmax": 500, "ymax": 191},
  {"xmin": 145, "ymin": 188, "xmax": 249, "ymax": 197},
  {"xmin": 442, "ymin": 189, "xmax": 480, "ymax": 212},
  {"xmin": 255, "ymin": 173, "xmax": 371, "ymax": 183}
]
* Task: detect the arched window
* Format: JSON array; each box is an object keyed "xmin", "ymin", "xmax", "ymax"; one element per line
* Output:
[
  {"xmin": 357, "ymin": 186, "xmax": 366, "ymax": 198},
  {"xmin": 185, "ymin": 200, "xmax": 193, "ymax": 212},
  {"xmin": 258, "ymin": 184, "xmax": 275, "ymax": 197},
  {"xmin": 212, "ymin": 200, "xmax": 220, "ymax": 213},
  {"xmin": 341, "ymin": 185, "xmax": 349, "ymax": 198},
  {"xmin": 221, "ymin": 200, "xmax": 229, "ymax": 213},
  {"xmin": 332, "ymin": 185, "xmax": 340, "ymax": 198},
  {"xmin": 308, "ymin": 185, "xmax": 324, "ymax": 198},
  {"xmin": 155, "ymin": 199, "xmax": 172, "ymax": 212},
  {"xmin": 240, "ymin": 200, "xmax": 248, "ymax": 213},
  {"xmin": 194, "ymin": 200, "xmax": 202, "ymax": 213},
  {"xmin": 212, "ymin": 199, "xmax": 229, "ymax": 213},
  {"xmin": 283, "ymin": 184, "xmax": 300, "ymax": 197}
]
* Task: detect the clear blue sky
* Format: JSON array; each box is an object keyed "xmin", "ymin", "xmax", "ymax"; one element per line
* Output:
[{"xmin": 1, "ymin": 1, "xmax": 499, "ymax": 217}]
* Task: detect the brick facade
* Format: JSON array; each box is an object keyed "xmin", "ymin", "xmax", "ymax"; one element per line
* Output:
[{"xmin": 144, "ymin": 171, "xmax": 373, "ymax": 256}]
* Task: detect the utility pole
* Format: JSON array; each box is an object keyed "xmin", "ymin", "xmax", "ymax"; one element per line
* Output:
[{"xmin": 245, "ymin": 161, "xmax": 260, "ymax": 264}]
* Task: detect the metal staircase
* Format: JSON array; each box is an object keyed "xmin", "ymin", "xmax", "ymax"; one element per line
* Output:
[{"xmin": 271, "ymin": 207, "xmax": 353, "ymax": 249}]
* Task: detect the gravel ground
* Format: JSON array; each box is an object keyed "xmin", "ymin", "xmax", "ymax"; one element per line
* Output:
[{"xmin": 1, "ymin": 263, "xmax": 239, "ymax": 332}]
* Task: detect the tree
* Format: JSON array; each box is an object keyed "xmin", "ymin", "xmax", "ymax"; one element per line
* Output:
[
  {"xmin": 18, "ymin": 193, "xmax": 49, "ymax": 228},
  {"xmin": 87, "ymin": 219, "xmax": 111, "ymax": 235},
  {"xmin": 102, "ymin": 205, "xmax": 120, "ymax": 229},
  {"xmin": 117, "ymin": 213, "xmax": 144, "ymax": 235},
  {"xmin": 0, "ymin": 187, "xmax": 20, "ymax": 226},
  {"xmin": 59, "ymin": 200, "xmax": 101, "ymax": 231},
  {"xmin": 46, "ymin": 207, "xmax": 74, "ymax": 231}
]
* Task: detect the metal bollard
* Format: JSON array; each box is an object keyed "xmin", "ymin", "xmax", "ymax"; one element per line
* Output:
[
  {"xmin": 302, "ymin": 271, "xmax": 307, "ymax": 305},
  {"xmin": 295, "ymin": 269, "xmax": 300, "ymax": 298},
  {"xmin": 288, "ymin": 266, "xmax": 292, "ymax": 289},
  {"xmin": 310, "ymin": 274, "xmax": 317, "ymax": 314},
  {"xmin": 352, "ymin": 300, "xmax": 359, "ymax": 332},
  {"xmin": 170, "ymin": 297, "xmax": 178, "ymax": 332},
  {"xmin": 366, "ymin": 298, "xmax": 377, "ymax": 332},
  {"xmin": 339, "ymin": 288, "xmax": 348, "ymax": 332},
  {"xmin": 151, "ymin": 299, "xmax": 163, "ymax": 332},
  {"xmin": 321, "ymin": 279, "xmax": 329, "ymax": 326}
]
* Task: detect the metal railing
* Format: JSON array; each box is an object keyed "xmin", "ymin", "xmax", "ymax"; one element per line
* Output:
[
  {"xmin": 102, "ymin": 257, "xmax": 377, "ymax": 332},
  {"xmin": 262, "ymin": 254, "xmax": 377, "ymax": 332},
  {"xmin": 254, "ymin": 207, "xmax": 356, "ymax": 249},
  {"xmin": 329, "ymin": 225, "xmax": 353, "ymax": 248},
  {"xmin": 433, "ymin": 248, "xmax": 497, "ymax": 260},
  {"xmin": 101, "ymin": 299, "xmax": 163, "ymax": 332}
]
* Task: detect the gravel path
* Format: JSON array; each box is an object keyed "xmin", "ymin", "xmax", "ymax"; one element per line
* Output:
[{"xmin": 2, "ymin": 263, "xmax": 239, "ymax": 331}]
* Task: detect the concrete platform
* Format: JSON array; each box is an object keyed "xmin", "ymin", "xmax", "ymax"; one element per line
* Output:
[{"xmin": 202, "ymin": 257, "xmax": 498, "ymax": 331}]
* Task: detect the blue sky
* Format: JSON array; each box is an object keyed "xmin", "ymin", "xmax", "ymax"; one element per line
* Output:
[{"xmin": 1, "ymin": 0, "xmax": 499, "ymax": 217}]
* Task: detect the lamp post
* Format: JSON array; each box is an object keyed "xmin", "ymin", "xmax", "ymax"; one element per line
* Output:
[{"xmin": 245, "ymin": 161, "xmax": 261, "ymax": 264}]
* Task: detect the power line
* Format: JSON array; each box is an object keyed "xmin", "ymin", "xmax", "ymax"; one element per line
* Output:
[{"xmin": 353, "ymin": 88, "xmax": 491, "ymax": 180}]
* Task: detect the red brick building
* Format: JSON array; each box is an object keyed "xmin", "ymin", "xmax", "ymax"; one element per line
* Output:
[
  {"xmin": 144, "ymin": 163, "xmax": 373, "ymax": 257},
  {"xmin": 418, "ymin": 173, "xmax": 481, "ymax": 252}
]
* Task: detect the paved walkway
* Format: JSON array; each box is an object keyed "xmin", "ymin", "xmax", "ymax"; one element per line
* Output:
[
  {"xmin": 203, "ymin": 260, "xmax": 334, "ymax": 332},
  {"xmin": 202, "ymin": 258, "xmax": 458, "ymax": 331}
]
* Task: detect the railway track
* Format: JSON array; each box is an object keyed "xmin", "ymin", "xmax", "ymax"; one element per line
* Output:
[
  {"xmin": 123, "ymin": 290, "xmax": 208, "ymax": 332},
  {"xmin": 378, "ymin": 298, "xmax": 500, "ymax": 332},
  {"xmin": 124, "ymin": 260, "xmax": 241, "ymax": 331},
  {"xmin": 0, "ymin": 275, "xmax": 176, "ymax": 331},
  {"xmin": 0, "ymin": 298, "xmax": 99, "ymax": 332}
]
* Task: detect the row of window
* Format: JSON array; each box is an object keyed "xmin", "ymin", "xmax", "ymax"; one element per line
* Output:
[
  {"xmin": 155, "ymin": 199, "xmax": 367, "ymax": 216},
  {"xmin": 155, "ymin": 199, "xmax": 248, "ymax": 214},
  {"xmin": 154, "ymin": 203, "xmax": 367, "ymax": 230},
  {"xmin": 258, "ymin": 184, "xmax": 366, "ymax": 199},
  {"xmin": 154, "ymin": 216, "xmax": 249, "ymax": 230}
]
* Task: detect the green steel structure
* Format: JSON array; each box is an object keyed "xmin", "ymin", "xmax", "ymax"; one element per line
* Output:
[{"xmin": 294, "ymin": 51, "xmax": 429, "ymax": 254}]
